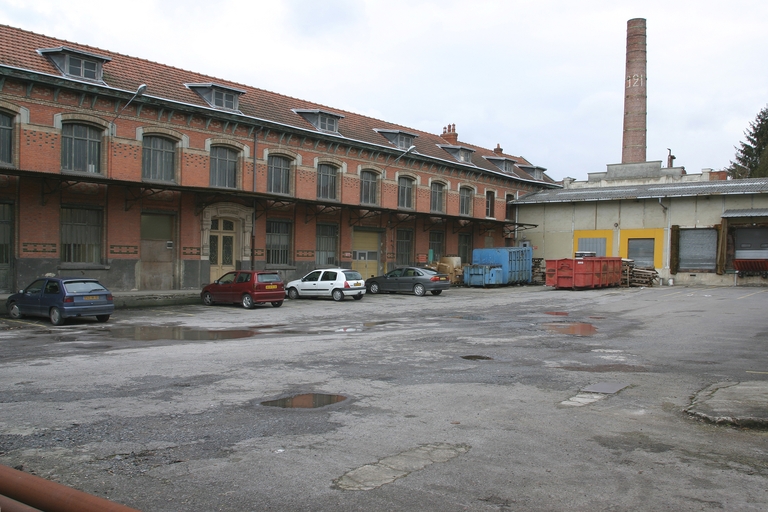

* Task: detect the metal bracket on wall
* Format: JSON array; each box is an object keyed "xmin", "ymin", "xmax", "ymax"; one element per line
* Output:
[
  {"xmin": 305, "ymin": 204, "xmax": 341, "ymax": 224},
  {"xmin": 423, "ymin": 216, "xmax": 446, "ymax": 232},
  {"xmin": 254, "ymin": 197, "xmax": 295, "ymax": 220},
  {"xmin": 40, "ymin": 178, "xmax": 77, "ymax": 205},
  {"xmin": 349, "ymin": 207, "xmax": 382, "ymax": 227},
  {"xmin": 124, "ymin": 187, "xmax": 166, "ymax": 211},
  {"xmin": 387, "ymin": 212, "xmax": 416, "ymax": 229}
]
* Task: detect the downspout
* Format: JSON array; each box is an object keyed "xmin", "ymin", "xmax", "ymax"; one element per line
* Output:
[{"xmin": 252, "ymin": 126, "xmax": 260, "ymax": 270}]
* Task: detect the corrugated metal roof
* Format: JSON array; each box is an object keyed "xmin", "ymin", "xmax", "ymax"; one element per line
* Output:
[
  {"xmin": 513, "ymin": 178, "xmax": 768, "ymax": 204},
  {"xmin": 722, "ymin": 209, "xmax": 768, "ymax": 218}
]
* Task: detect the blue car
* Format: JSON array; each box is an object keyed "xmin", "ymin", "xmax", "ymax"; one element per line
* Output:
[{"xmin": 6, "ymin": 277, "xmax": 115, "ymax": 325}]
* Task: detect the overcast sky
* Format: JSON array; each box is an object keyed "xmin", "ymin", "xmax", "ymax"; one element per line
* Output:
[{"xmin": 2, "ymin": 0, "xmax": 767, "ymax": 181}]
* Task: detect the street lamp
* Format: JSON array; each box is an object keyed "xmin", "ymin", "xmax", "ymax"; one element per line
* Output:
[{"xmin": 111, "ymin": 84, "xmax": 147, "ymax": 134}]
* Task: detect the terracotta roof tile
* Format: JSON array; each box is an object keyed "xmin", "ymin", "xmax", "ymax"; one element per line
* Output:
[{"xmin": 0, "ymin": 24, "xmax": 552, "ymax": 185}]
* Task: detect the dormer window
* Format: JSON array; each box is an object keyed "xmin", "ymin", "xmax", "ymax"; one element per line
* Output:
[
  {"xmin": 186, "ymin": 83, "xmax": 244, "ymax": 111},
  {"xmin": 375, "ymin": 129, "xmax": 417, "ymax": 150},
  {"xmin": 37, "ymin": 46, "xmax": 110, "ymax": 82},
  {"xmin": 439, "ymin": 145, "xmax": 475, "ymax": 165},
  {"xmin": 294, "ymin": 109, "xmax": 344, "ymax": 134},
  {"xmin": 486, "ymin": 156, "xmax": 518, "ymax": 175}
]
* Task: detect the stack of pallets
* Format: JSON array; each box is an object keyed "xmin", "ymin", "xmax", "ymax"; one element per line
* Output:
[
  {"xmin": 621, "ymin": 259, "xmax": 659, "ymax": 287},
  {"xmin": 531, "ymin": 258, "xmax": 545, "ymax": 285}
]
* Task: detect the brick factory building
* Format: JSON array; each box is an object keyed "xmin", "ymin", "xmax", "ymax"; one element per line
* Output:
[{"xmin": 0, "ymin": 24, "xmax": 557, "ymax": 292}]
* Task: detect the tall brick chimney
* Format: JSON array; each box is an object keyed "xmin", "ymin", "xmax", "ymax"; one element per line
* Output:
[
  {"xmin": 442, "ymin": 124, "xmax": 458, "ymax": 144},
  {"xmin": 621, "ymin": 18, "xmax": 647, "ymax": 164}
]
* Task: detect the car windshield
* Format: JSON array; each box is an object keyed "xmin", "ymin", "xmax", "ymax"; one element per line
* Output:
[
  {"xmin": 257, "ymin": 273, "xmax": 282, "ymax": 283},
  {"xmin": 343, "ymin": 271, "xmax": 363, "ymax": 281},
  {"xmin": 64, "ymin": 281, "xmax": 107, "ymax": 293}
]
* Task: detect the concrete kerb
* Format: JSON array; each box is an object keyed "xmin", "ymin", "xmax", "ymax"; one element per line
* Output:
[{"xmin": 685, "ymin": 381, "xmax": 768, "ymax": 429}]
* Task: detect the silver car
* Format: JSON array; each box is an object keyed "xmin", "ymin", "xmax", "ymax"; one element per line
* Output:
[{"xmin": 285, "ymin": 269, "xmax": 366, "ymax": 301}]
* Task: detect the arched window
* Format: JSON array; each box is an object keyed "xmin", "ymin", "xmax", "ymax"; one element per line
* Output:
[
  {"xmin": 142, "ymin": 136, "xmax": 175, "ymax": 181},
  {"xmin": 398, "ymin": 176, "xmax": 414, "ymax": 209},
  {"xmin": 0, "ymin": 112, "xmax": 12, "ymax": 165},
  {"xmin": 430, "ymin": 182, "xmax": 445, "ymax": 213},
  {"xmin": 459, "ymin": 187, "xmax": 473, "ymax": 216},
  {"xmin": 360, "ymin": 170, "xmax": 378, "ymax": 205},
  {"xmin": 210, "ymin": 146, "xmax": 238, "ymax": 188},
  {"xmin": 317, "ymin": 164, "xmax": 338, "ymax": 200},
  {"xmin": 61, "ymin": 123, "xmax": 102, "ymax": 173},
  {"xmin": 267, "ymin": 155, "xmax": 291, "ymax": 195}
]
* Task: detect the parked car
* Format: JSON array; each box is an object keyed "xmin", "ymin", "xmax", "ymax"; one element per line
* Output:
[
  {"xmin": 285, "ymin": 269, "xmax": 366, "ymax": 301},
  {"xmin": 202, "ymin": 270, "xmax": 285, "ymax": 308},
  {"xmin": 365, "ymin": 267, "xmax": 451, "ymax": 296},
  {"xmin": 6, "ymin": 277, "xmax": 114, "ymax": 325}
]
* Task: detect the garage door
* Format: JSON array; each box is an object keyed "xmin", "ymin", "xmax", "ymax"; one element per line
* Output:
[{"xmin": 352, "ymin": 230, "xmax": 381, "ymax": 279}]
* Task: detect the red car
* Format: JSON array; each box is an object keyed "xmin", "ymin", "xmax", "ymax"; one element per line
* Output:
[{"xmin": 201, "ymin": 271, "xmax": 285, "ymax": 309}]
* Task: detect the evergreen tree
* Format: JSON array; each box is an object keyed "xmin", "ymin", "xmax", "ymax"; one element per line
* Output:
[{"xmin": 726, "ymin": 105, "xmax": 768, "ymax": 178}]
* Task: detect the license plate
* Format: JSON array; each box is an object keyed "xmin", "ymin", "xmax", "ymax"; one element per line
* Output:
[
  {"xmin": 265, "ymin": 285, "xmax": 277, "ymax": 289},
  {"xmin": 83, "ymin": 295, "xmax": 99, "ymax": 300},
  {"xmin": 353, "ymin": 282, "xmax": 361, "ymax": 287},
  {"xmin": 440, "ymin": 277, "xmax": 447, "ymax": 281}
]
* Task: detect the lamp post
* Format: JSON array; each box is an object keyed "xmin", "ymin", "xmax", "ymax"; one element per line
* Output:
[{"xmin": 111, "ymin": 84, "xmax": 147, "ymax": 135}]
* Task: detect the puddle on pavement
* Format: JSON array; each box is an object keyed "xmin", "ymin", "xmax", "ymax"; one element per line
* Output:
[
  {"xmin": 461, "ymin": 355, "xmax": 493, "ymax": 360},
  {"xmin": 544, "ymin": 322, "xmax": 597, "ymax": 336},
  {"xmin": 260, "ymin": 393, "xmax": 347, "ymax": 409},
  {"xmin": 110, "ymin": 326, "xmax": 256, "ymax": 341},
  {"xmin": 545, "ymin": 311, "xmax": 569, "ymax": 316}
]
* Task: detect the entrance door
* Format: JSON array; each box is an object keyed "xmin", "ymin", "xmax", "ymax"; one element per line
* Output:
[
  {"xmin": 0, "ymin": 204, "xmax": 12, "ymax": 293},
  {"xmin": 352, "ymin": 230, "xmax": 380, "ymax": 279},
  {"xmin": 209, "ymin": 218, "xmax": 238, "ymax": 283},
  {"xmin": 140, "ymin": 214, "xmax": 175, "ymax": 290}
]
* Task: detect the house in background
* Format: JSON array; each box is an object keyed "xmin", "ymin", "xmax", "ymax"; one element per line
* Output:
[{"xmin": 0, "ymin": 24, "xmax": 557, "ymax": 293}]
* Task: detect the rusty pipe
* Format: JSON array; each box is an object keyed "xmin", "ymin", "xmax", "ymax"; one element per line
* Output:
[
  {"xmin": 0, "ymin": 464, "xmax": 141, "ymax": 512},
  {"xmin": 0, "ymin": 492, "xmax": 42, "ymax": 512}
]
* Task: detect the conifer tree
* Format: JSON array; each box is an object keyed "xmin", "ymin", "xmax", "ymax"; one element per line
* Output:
[{"xmin": 727, "ymin": 105, "xmax": 768, "ymax": 178}]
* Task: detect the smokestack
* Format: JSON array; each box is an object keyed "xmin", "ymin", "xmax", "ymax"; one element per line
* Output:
[{"xmin": 621, "ymin": 18, "xmax": 647, "ymax": 164}]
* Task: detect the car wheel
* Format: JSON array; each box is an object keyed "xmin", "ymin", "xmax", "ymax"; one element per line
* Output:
[
  {"xmin": 430, "ymin": 290, "xmax": 442, "ymax": 296},
  {"xmin": 49, "ymin": 307, "xmax": 65, "ymax": 326},
  {"xmin": 353, "ymin": 295, "xmax": 363, "ymax": 300},
  {"xmin": 413, "ymin": 283, "xmax": 426, "ymax": 296},
  {"xmin": 287, "ymin": 288, "xmax": 299, "ymax": 300},
  {"xmin": 8, "ymin": 302, "xmax": 22, "ymax": 319},
  {"xmin": 369, "ymin": 282, "xmax": 380, "ymax": 294},
  {"xmin": 242, "ymin": 294, "xmax": 254, "ymax": 309},
  {"xmin": 202, "ymin": 292, "xmax": 214, "ymax": 306},
  {"xmin": 271, "ymin": 301, "xmax": 283, "ymax": 308},
  {"xmin": 96, "ymin": 315, "xmax": 110, "ymax": 322},
  {"xmin": 332, "ymin": 289, "xmax": 344, "ymax": 301}
]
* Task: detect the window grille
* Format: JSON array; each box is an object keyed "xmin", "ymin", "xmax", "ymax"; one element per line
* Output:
[
  {"xmin": 398, "ymin": 177, "xmax": 414, "ymax": 209},
  {"xmin": 317, "ymin": 164, "xmax": 337, "ymax": 199},
  {"xmin": 210, "ymin": 146, "xmax": 237, "ymax": 188},
  {"xmin": 267, "ymin": 155, "xmax": 291, "ymax": 194},
  {"xmin": 61, "ymin": 208, "xmax": 101, "ymax": 263},
  {"xmin": 266, "ymin": 220, "xmax": 291, "ymax": 265},
  {"xmin": 430, "ymin": 183, "xmax": 445, "ymax": 213},
  {"xmin": 62, "ymin": 124, "xmax": 101, "ymax": 173},
  {"xmin": 360, "ymin": 171, "xmax": 378, "ymax": 205},
  {"xmin": 142, "ymin": 136, "xmax": 175, "ymax": 181}
]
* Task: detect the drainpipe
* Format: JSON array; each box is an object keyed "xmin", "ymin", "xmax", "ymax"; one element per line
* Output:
[
  {"xmin": 0, "ymin": 464, "xmax": 141, "ymax": 512},
  {"xmin": 251, "ymin": 126, "xmax": 260, "ymax": 270}
]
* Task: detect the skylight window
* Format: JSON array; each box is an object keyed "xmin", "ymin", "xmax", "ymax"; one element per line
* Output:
[{"xmin": 438, "ymin": 144, "xmax": 475, "ymax": 165}]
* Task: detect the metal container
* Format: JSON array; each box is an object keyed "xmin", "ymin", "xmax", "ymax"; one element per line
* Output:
[
  {"xmin": 463, "ymin": 247, "xmax": 533, "ymax": 286},
  {"xmin": 545, "ymin": 257, "xmax": 623, "ymax": 290}
]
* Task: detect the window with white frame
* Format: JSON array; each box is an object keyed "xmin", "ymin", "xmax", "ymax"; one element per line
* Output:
[
  {"xmin": 210, "ymin": 146, "xmax": 238, "ymax": 188},
  {"xmin": 459, "ymin": 187, "xmax": 472, "ymax": 216},
  {"xmin": 430, "ymin": 182, "xmax": 445, "ymax": 213},
  {"xmin": 318, "ymin": 114, "xmax": 337, "ymax": 132},
  {"xmin": 266, "ymin": 219, "xmax": 291, "ymax": 265},
  {"xmin": 505, "ymin": 193, "xmax": 515, "ymax": 220},
  {"xmin": 398, "ymin": 177, "xmax": 414, "ymax": 209},
  {"xmin": 142, "ymin": 136, "xmax": 175, "ymax": 181},
  {"xmin": 0, "ymin": 113, "xmax": 12, "ymax": 165},
  {"xmin": 60, "ymin": 208, "xmax": 101, "ymax": 264},
  {"xmin": 396, "ymin": 133, "xmax": 413, "ymax": 149},
  {"xmin": 360, "ymin": 170, "xmax": 378, "ymax": 205},
  {"xmin": 317, "ymin": 164, "xmax": 338, "ymax": 200},
  {"xmin": 67, "ymin": 56, "xmax": 99, "ymax": 80},
  {"xmin": 267, "ymin": 155, "xmax": 291, "ymax": 195},
  {"xmin": 61, "ymin": 123, "xmax": 101, "ymax": 173},
  {"xmin": 213, "ymin": 89, "xmax": 237, "ymax": 110},
  {"xmin": 460, "ymin": 149, "xmax": 473, "ymax": 163}
]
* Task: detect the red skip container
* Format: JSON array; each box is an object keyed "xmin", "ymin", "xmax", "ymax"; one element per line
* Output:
[{"xmin": 545, "ymin": 257, "xmax": 623, "ymax": 290}]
